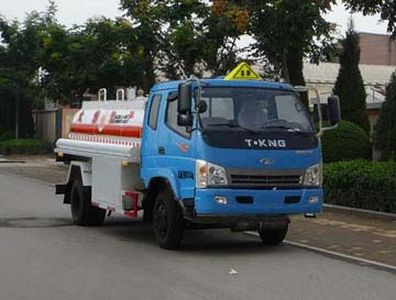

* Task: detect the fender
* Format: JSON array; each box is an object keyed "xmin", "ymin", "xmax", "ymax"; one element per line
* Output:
[
  {"xmin": 66, "ymin": 161, "xmax": 92, "ymax": 187},
  {"xmin": 55, "ymin": 161, "xmax": 92, "ymax": 204},
  {"xmin": 142, "ymin": 168, "xmax": 181, "ymax": 199}
]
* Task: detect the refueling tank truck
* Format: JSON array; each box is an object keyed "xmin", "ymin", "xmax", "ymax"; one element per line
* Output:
[{"xmin": 55, "ymin": 63, "xmax": 341, "ymax": 249}]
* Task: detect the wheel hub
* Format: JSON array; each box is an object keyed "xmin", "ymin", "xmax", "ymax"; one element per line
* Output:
[{"xmin": 154, "ymin": 203, "xmax": 168, "ymax": 237}]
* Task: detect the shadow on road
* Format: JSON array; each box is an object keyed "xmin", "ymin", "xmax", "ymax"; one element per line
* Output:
[
  {"xmin": 97, "ymin": 216, "xmax": 289, "ymax": 256},
  {"xmin": 0, "ymin": 217, "xmax": 73, "ymax": 228},
  {"xmin": 0, "ymin": 213, "xmax": 290, "ymax": 255}
]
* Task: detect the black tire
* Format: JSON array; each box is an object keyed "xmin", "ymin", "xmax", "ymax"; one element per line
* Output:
[
  {"xmin": 142, "ymin": 196, "xmax": 154, "ymax": 224},
  {"xmin": 70, "ymin": 179, "xmax": 106, "ymax": 226},
  {"xmin": 258, "ymin": 224, "xmax": 288, "ymax": 245},
  {"xmin": 153, "ymin": 190, "xmax": 183, "ymax": 249}
]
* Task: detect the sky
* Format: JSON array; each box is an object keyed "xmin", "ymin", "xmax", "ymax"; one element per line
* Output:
[{"xmin": 0, "ymin": 0, "xmax": 389, "ymax": 37}]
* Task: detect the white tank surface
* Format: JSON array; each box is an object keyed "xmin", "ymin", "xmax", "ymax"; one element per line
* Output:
[{"xmin": 56, "ymin": 99, "xmax": 147, "ymax": 163}]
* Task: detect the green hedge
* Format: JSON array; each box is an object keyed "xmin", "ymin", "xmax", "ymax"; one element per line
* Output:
[
  {"xmin": 0, "ymin": 131, "xmax": 15, "ymax": 142},
  {"xmin": 0, "ymin": 139, "xmax": 52, "ymax": 155},
  {"xmin": 321, "ymin": 121, "xmax": 371, "ymax": 163},
  {"xmin": 324, "ymin": 160, "xmax": 396, "ymax": 213}
]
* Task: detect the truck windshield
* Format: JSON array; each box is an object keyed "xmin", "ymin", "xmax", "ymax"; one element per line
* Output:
[{"xmin": 199, "ymin": 87, "xmax": 314, "ymax": 133}]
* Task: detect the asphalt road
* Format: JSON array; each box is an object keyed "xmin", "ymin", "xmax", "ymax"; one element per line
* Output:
[{"xmin": 0, "ymin": 173, "xmax": 395, "ymax": 300}]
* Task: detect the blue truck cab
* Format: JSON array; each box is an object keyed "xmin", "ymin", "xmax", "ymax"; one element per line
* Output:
[{"xmin": 140, "ymin": 75, "xmax": 340, "ymax": 249}]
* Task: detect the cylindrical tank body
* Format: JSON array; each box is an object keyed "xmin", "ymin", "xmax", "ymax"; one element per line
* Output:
[{"xmin": 68, "ymin": 100, "xmax": 146, "ymax": 147}]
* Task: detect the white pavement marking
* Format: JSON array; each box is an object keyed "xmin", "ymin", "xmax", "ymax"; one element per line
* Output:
[
  {"xmin": 324, "ymin": 203, "xmax": 396, "ymax": 220},
  {"xmin": 228, "ymin": 267, "xmax": 238, "ymax": 275},
  {"xmin": 246, "ymin": 231, "xmax": 396, "ymax": 273}
]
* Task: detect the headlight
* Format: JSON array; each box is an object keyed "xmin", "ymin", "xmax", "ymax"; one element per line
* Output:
[
  {"xmin": 196, "ymin": 160, "xmax": 228, "ymax": 188},
  {"xmin": 303, "ymin": 164, "xmax": 322, "ymax": 187}
]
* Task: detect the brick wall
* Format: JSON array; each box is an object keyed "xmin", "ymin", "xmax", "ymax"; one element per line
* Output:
[{"xmin": 359, "ymin": 33, "xmax": 396, "ymax": 66}]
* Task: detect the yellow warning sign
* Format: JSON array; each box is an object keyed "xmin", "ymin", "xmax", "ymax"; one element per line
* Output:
[{"xmin": 224, "ymin": 62, "xmax": 261, "ymax": 80}]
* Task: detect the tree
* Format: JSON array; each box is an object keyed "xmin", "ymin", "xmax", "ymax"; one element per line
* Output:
[
  {"xmin": 0, "ymin": 8, "xmax": 52, "ymax": 137},
  {"xmin": 249, "ymin": 0, "xmax": 336, "ymax": 105},
  {"xmin": 344, "ymin": 0, "xmax": 396, "ymax": 38},
  {"xmin": 39, "ymin": 17, "xmax": 143, "ymax": 104},
  {"xmin": 203, "ymin": 0, "xmax": 251, "ymax": 75},
  {"xmin": 160, "ymin": 0, "xmax": 208, "ymax": 78},
  {"xmin": 334, "ymin": 20, "xmax": 370, "ymax": 134},
  {"xmin": 120, "ymin": 0, "xmax": 249, "ymax": 81},
  {"xmin": 374, "ymin": 72, "xmax": 396, "ymax": 160},
  {"xmin": 120, "ymin": 0, "xmax": 168, "ymax": 91},
  {"xmin": 163, "ymin": 0, "xmax": 250, "ymax": 78}
]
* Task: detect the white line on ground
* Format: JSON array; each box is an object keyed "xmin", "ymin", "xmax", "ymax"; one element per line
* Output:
[
  {"xmin": 324, "ymin": 203, "xmax": 396, "ymax": 220},
  {"xmin": 246, "ymin": 231, "xmax": 396, "ymax": 273}
]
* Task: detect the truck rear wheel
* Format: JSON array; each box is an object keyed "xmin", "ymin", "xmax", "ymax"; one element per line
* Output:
[
  {"xmin": 153, "ymin": 190, "xmax": 183, "ymax": 250},
  {"xmin": 70, "ymin": 179, "xmax": 106, "ymax": 226},
  {"xmin": 258, "ymin": 224, "xmax": 288, "ymax": 245}
]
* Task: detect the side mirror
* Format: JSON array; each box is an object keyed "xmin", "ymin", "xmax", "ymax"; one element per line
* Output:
[
  {"xmin": 197, "ymin": 100, "xmax": 208, "ymax": 113},
  {"xmin": 177, "ymin": 114, "xmax": 193, "ymax": 127},
  {"xmin": 327, "ymin": 95, "xmax": 341, "ymax": 125},
  {"xmin": 312, "ymin": 103, "xmax": 328, "ymax": 123},
  {"xmin": 178, "ymin": 83, "xmax": 192, "ymax": 114}
]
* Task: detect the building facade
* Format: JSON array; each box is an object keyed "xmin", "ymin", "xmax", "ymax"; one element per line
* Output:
[
  {"xmin": 303, "ymin": 62, "xmax": 394, "ymax": 135},
  {"xmin": 359, "ymin": 32, "xmax": 396, "ymax": 66}
]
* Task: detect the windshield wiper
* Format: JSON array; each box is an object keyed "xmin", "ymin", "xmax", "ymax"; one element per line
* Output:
[
  {"xmin": 204, "ymin": 123, "xmax": 312, "ymax": 134},
  {"xmin": 262, "ymin": 125, "xmax": 298, "ymax": 131},
  {"xmin": 205, "ymin": 123, "xmax": 257, "ymax": 133},
  {"xmin": 261, "ymin": 125, "xmax": 312, "ymax": 134}
]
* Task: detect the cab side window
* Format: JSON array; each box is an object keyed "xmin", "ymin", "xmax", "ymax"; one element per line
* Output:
[
  {"xmin": 148, "ymin": 94, "xmax": 161, "ymax": 130},
  {"xmin": 166, "ymin": 98, "xmax": 191, "ymax": 138}
]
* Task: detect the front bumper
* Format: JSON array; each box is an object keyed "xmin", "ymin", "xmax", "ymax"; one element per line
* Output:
[{"xmin": 193, "ymin": 188, "xmax": 323, "ymax": 216}]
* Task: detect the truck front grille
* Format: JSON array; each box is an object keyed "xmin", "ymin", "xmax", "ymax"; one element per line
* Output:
[{"xmin": 228, "ymin": 169, "xmax": 303, "ymax": 188}]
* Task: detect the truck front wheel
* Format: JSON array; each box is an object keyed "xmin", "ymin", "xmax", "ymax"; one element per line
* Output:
[
  {"xmin": 258, "ymin": 224, "xmax": 288, "ymax": 245},
  {"xmin": 153, "ymin": 190, "xmax": 183, "ymax": 250},
  {"xmin": 70, "ymin": 179, "xmax": 106, "ymax": 226}
]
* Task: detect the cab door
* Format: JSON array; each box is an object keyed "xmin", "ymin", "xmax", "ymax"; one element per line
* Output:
[
  {"xmin": 141, "ymin": 93, "xmax": 162, "ymax": 164},
  {"xmin": 154, "ymin": 91, "xmax": 196, "ymax": 200}
]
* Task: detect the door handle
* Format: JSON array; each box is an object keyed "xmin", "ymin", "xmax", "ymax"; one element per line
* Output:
[{"xmin": 158, "ymin": 146, "xmax": 165, "ymax": 155}]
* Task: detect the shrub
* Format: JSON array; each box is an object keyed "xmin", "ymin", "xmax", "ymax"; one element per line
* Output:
[
  {"xmin": 324, "ymin": 160, "xmax": 396, "ymax": 213},
  {"xmin": 334, "ymin": 20, "xmax": 370, "ymax": 134},
  {"xmin": 0, "ymin": 139, "xmax": 52, "ymax": 155},
  {"xmin": 0, "ymin": 127, "xmax": 6, "ymax": 136},
  {"xmin": 321, "ymin": 120, "xmax": 371, "ymax": 163},
  {"xmin": 0, "ymin": 131, "xmax": 15, "ymax": 142},
  {"xmin": 373, "ymin": 71, "xmax": 396, "ymax": 160}
]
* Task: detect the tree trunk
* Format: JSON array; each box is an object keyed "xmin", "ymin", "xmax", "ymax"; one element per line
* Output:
[
  {"xmin": 285, "ymin": 47, "xmax": 308, "ymax": 107},
  {"xmin": 142, "ymin": 50, "xmax": 156, "ymax": 93}
]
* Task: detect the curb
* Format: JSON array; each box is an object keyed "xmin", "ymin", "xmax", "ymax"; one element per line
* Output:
[
  {"xmin": 323, "ymin": 203, "xmax": 396, "ymax": 221},
  {"xmin": 284, "ymin": 240, "xmax": 396, "ymax": 274},
  {"xmin": 246, "ymin": 232, "xmax": 396, "ymax": 275}
]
